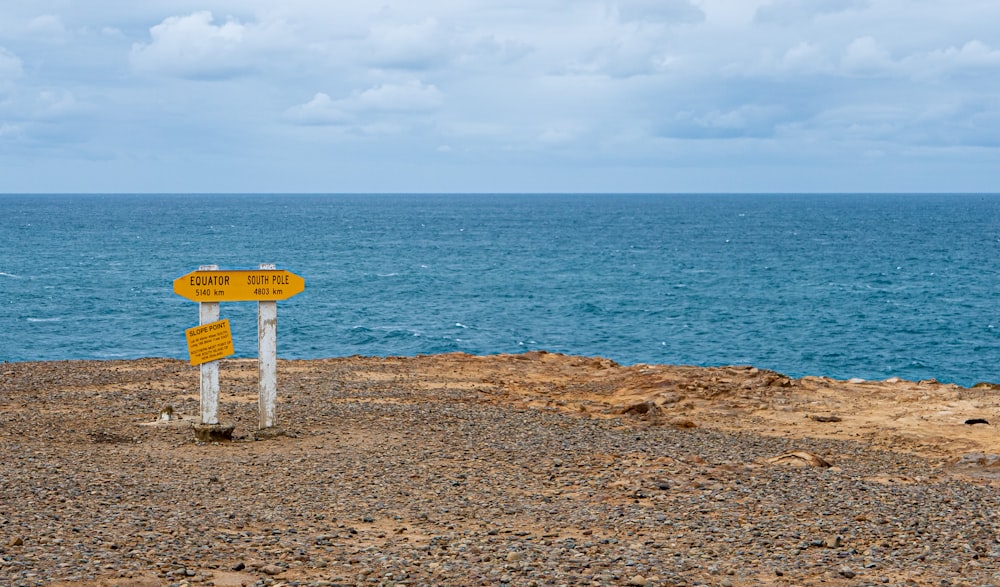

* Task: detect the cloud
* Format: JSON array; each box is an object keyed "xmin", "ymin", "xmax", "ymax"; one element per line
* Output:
[
  {"xmin": 563, "ymin": 3, "xmax": 699, "ymax": 78},
  {"xmin": 283, "ymin": 93, "xmax": 350, "ymax": 125},
  {"xmin": 361, "ymin": 16, "xmax": 532, "ymax": 72},
  {"xmin": 739, "ymin": 35, "xmax": 1000, "ymax": 82},
  {"xmin": 614, "ymin": 0, "xmax": 705, "ymax": 25},
  {"xmin": 285, "ymin": 81, "xmax": 443, "ymax": 127},
  {"xmin": 538, "ymin": 122, "xmax": 588, "ymax": 144},
  {"xmin": 910, "ymin": 40, "xmax": 1000, "ymax": 77},
  {"xmin": 754, "ymin": 0, "xmax": 870, "ymax": 25},
  {"xmin": 0, "ymin": 47, "xmax": 23, "ymax": 83},
  {"xmin": 355, "ymin": 81, "xmax": 444, "ymax": 111},
  {"xmin": 0, "ymin": 122, "xmax": 21, "ymax": 139},
  {"xmin": 841, "ymin": 36, "xmax": 893, "ymax": 75},
  {"xmin": 779, "ymin": 42, "xmax": 835, "ymax": 74},
  {"xmin": 27, "ymin": 14, "xmax": 66, "ymax": 37},
  {"xmin": 658, "ymin": 104, "xmax": 791, "ymax": 139},
  {"xmin": 130, "ymin": 11, "xmax": 290, "ymax": 80},
  {"xmin": 787, "ymin": 97, "xmax": 1000, "ymax": 150},
  {"xmin": 34, "ymin": 90, "xmax": 82, "ymax": 120},
  {"xmin": 3, "ymin": 1, "xmax": 1000, "ymax": 192},
  {"xmin": 364, "ymin": 18, "xmax": 452, "ymax": 70}
]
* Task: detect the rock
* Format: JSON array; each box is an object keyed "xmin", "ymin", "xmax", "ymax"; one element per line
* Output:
[
  {"xmin": 231, "ymin": 561, "xmax": 245, "ymax": 571},
  {"xmin": 766, "ymin": 451, "xmax": 832, "ymax": 468},
  {"xmin": 848, "ymin": 378, "xmax": 866, "ymax": 384},
  {"xmin": 6, "ymin": 536, "xmax": 23, "ymax": 547},
  {"xmin": 192, "ymin": 423, "xmax": 235, "ymax": 442},
  {"xmin": 825, "ymin": 535, "xmax": 843, "ymax": 548},
  {"xmin": 948, "ymin": 453, "xmax": 1000, "ymax": 469},
  {"xmin": 964, "ymin": 418, "xmax": 989, "ymax": 425},
  {"xmin": 506, "ymin": 551, "xmax": 523, "ymax": 562},
  {"xmin": 839, "ymin": 566, "xmax": 856, "ymax": 579},
  {"xmin": 627, "ymin": 575, "xmax": 648, "ymax": 586},
  {"xmin": 261, "ymin": 564, "xmax": 284, "ymax": 576},
  {"xmin": 668, "ymin": 418, "xmax": 697, "ymax": 428},
  {"xmin": 809, "ymin": 414, "xmax": 843, "ymax": 423},
  {"xmin": 620, "ymin": 401, "xmax": 658, "ymax": 417}
]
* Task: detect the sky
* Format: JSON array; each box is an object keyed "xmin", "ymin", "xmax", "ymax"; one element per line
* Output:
[{"xmin": 1, "ymin": 0, "xmax": 999, "ymax": 193}]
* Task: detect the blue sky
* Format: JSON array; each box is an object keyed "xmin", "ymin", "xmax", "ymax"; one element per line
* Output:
[{"xmin": 1, "ymin": 0, "xmax": 998, "ymax": 193}]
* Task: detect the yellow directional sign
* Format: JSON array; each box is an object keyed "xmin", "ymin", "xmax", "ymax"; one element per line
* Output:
[
  {"xmin": 173, "ymin": 269, "xmax": 305, "ymax": 302},
  {"xmin": 185, "ymin": 319, "xmax": 235, "ymax": 365}
]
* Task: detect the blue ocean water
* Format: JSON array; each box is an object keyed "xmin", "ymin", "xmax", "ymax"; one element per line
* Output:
[{"xmin": 1, "ymin": 194, "xmax": 998, "ymax": 386}]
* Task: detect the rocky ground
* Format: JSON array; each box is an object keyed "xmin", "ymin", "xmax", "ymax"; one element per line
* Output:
[{"xmin": 1, "ymin": 352, "xmax": 999, "ymax": 587}]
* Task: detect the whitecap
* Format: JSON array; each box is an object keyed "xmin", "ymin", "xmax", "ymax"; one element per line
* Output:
[
  {"xmin": 455, "ymin": 322, "xmax": 468, "ymax": 328},
  {"xmin": 27, "ymin": 317, "xmax": 61, "ymax": 323},
  {"xmin": 0, "ymin": 272, "xmax": 19, "ymax": 278}
]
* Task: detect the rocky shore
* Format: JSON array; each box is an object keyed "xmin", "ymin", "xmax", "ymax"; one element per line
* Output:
[{"xmin": 2, "ymin": 353, "xmax": 999, "ymax": 587}]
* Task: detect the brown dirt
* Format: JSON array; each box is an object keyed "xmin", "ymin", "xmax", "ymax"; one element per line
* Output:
[{"xmin": 2, "ymin": 352, "xmax": 999, "ymax": 587}]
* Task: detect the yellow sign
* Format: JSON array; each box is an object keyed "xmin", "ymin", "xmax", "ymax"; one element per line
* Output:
[
  {"xmin": 173, "ymin": 269, "xmax": 305, "ymax": 302},
  {"xmin": 185, "ymin": 319, "xmax": 235, "ymax": 366}
]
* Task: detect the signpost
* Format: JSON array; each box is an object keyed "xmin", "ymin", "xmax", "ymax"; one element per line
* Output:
[{"xmin": 174, "ymin": 264, "xmax": 305, "ymax": 439}]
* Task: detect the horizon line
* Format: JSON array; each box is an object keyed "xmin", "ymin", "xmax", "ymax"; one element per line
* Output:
[{"xmin": 2, "ymin": 191, "xmax": 999, "ymax": 196}]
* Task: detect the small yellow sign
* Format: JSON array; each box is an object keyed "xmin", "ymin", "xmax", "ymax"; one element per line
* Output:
[
  {"xmin": 185, "ymin": 319, "xmax": 235, "ymax": 366},
  {"xmin": 173, "ymin": 269, "xmax": 305, "ymax": 302}
]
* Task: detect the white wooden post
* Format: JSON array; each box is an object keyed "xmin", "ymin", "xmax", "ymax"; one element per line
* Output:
[
  {"xmin": 198, "ymin": 264, "xmax": 220, "ymax": 425},
  {"xmin": 258, "ymin": 262, "xmax": 278, "ymax": 429}
]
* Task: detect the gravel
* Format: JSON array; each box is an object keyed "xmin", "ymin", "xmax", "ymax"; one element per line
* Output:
[{"xmin": 1, "ymin": 358, "xmax": 999, "ymax": 587}]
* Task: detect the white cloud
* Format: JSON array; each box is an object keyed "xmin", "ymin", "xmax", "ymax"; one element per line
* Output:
[
  {"xmin": 130, "ymin": 11, "xmax": 292, "ymax": 79},
  {"xmin": 754, "ymin": 0, "xmax": 870, "ymax": 25},
  {"xmin": 841, "ymin": 36, "xmax": 894, "ymax": 75},
  {"xmin": 0, "ymin": 122, "xmax": 23, "ymax": 141},
  {"xmin": 360, "ymin": 15, "xmax": 533, "ymax": 73},
  {"xmin": 660, "ymin": 104, "xmax": 790, "ymax": 139},
  {"xmin": 355, "ymin": 81, "xmax": 443, "ymax": 111},
  {"xmin": 0, "ymin": 47, "xmax": 23, "ymax": 83},
  {"xmin": 614, "ymin": 0, "xmax": 704, "ymax": 24},
  {"xmin": 911, "ymin": 40, "xmax": 1000, "ymax": 77},
  {"xmin": 34, "ymin": 90, "xmax": 81, "ymax": 119},
  {"xmin": 780, "ymin": 42, "xmax": 833, "ymax": 73},
  {"xmin": 27, "ymin": 14, "xmax": 66, "ymax": 37},
  {"xmin": 285, "ymin": 81, "xmax": 443, "ymax": 127},
  {"xmin": 283, "ymin": 93, "xmax": 350, "ymax": 125},
  {"xmin": 365, "ymin": 18, "xmax": 452, "ymax": 70}
]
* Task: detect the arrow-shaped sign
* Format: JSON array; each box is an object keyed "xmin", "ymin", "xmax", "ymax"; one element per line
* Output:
[{"xmin": 173, "ymin": 269, "xmax": 305, "ymax": 302}]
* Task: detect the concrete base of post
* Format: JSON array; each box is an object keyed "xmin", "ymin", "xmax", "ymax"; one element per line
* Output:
[
  {"xmin": 253, "ymin": 427, "xmax": 288, "ymax": 441},
  {"xmin": 193, "ymin": 423, "xmax": 235, "ymax": 442}
]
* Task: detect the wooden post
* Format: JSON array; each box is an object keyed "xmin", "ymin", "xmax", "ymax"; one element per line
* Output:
[
  {"xmin": 258, "ymin": 263, "xmax": 278, "ymax": 430},
  {"xmin": 198, "ymin": 264, "xmax": 220, "ymax": 425}
]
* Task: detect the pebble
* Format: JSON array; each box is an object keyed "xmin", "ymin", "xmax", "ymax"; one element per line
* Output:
[{"xmin": 0, "ymin": 358, "xmax": 997, "ymax": 586}]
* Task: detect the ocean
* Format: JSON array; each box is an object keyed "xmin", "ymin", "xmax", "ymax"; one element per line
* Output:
[{"xmin": 1, "ymin": 193, "xmax": 998, "ymax": 386}]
